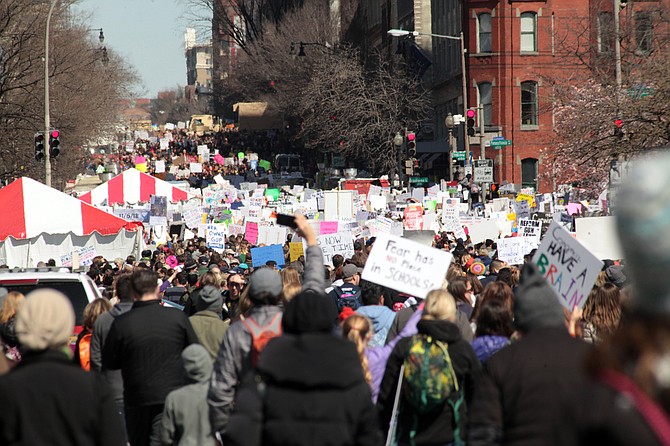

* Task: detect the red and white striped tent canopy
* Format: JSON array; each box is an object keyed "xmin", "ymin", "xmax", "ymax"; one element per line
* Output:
[
  {"xmin": 0, "ymin": 177, "xmax": 141, "ymax": 241},
  {"xmin": 78, "ymin": 168, "xmax": 195, "ymax": 206}
]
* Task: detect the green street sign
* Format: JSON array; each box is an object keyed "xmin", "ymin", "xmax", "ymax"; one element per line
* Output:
[
  {"xmin": 490, "ymin": 139, "xmax": 512, "ymax": 147},
  {"xmin": 409, "ymin": 177, "xmax": 429, "ymax": 184},
  {"xmin": 452, "ymin": 151, "xmax": 466, "ymax": 160}
]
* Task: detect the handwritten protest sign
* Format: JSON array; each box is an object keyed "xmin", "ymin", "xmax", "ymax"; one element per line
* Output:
[
  {"xmin": 496, "ymin": 237, "xmax": 528, "ymax": 265},
  {"xmin": 362, "ymin": 234, "xmax": 453, "ymax": 299},
  {"xmin": 114, "ymin": 208, "xmax": 150, "ymax": 223},
  {"xmin": 206, "ymin": 224, "xmax": 227, "ymax": 252},
  {"xmin": 403, "ymin": 206, "xmax": 424, "ymax": 230},
  {"xmin": 60, "ymin": 246, "xmax": 96, "ymax": 267},
  {"xmin": 317, "ymin": 232, "xmax": 355, "ymax": 266},
  {"xmin": 289, "ymin": 242, "xmax": 305, "ymax": 262},
  {"xmin": 320, "ymin": 221, "xmax": 339, "ymax": 235},
  {"xmin": 190, "ymin": 162, "xmax": 203, "ymax": 173},
  {"xmin": 251, "ymin": 244, "xmax": 285, "ymax": 267},
  {"xmin": 515, "ymin": 200, "xmax": 530, "ymax": 221},
  {"xmin": 518, "ymin": 219, "xmax": 542, "ymax": 244},
  {"xmin": 533, "ymin": 221, "xmax": 603, "ymax": 310},
  {"xmin": 245, "ymin": 221, "xmax": 259, "ymax": 245}
]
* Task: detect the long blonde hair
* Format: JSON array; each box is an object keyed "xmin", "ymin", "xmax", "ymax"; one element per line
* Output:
[
  {"xmin": 281, "ymin": 267, "xmax": 302, "ymax": 303},
  {"xmin": 0, "ymin": 292, "xmax": 25, "ymax": 323},
  {"xmin": 342, "ymin": 314, "xmax": 372, "ymax": 385}
]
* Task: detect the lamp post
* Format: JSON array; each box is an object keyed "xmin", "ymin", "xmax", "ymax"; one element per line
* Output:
[
  {"xmin": 43, "ymin": 0, "xmax": 57, "ymax": 187},
  {"xmin": 388, "ymin": 29, "xmax": 470, "ymax": 168},
  {"xmin": 289, "ymin": 41, "xmax": 334, "ymax": 58},
  {"xmin": 393, "ymin": 132, "xmax": 404, "ymax": 188},
  {"xmin": 444, "ymin": 113, "xmax": 455, "ymax": 181}
]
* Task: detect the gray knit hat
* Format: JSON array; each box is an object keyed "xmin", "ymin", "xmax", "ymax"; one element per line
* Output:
[
  {"xmin": 513, "ymin": 263, "xmax": 565, "ymax": 333},
  {"xmin": 616, "ymin": 152, "xmax": 670, "ymax": 315}
]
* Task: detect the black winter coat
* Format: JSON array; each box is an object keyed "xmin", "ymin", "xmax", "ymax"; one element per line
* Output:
[
  {"xmin": 223, "ymin": 333, "xmax": 382, "ymax": 446},
  {"xmin": 0, "ymin": 349, "xmax": 125, "ymax": 446},
  {"xmin": 377, "ymin": 319, "xmax": 482, "ymax": 445},
  {"xmin": 468, "ymin": 327, "xmax": 591, "ymax": 446},
  {"xmin": 102, "ymin": 299, "xmax": 199, "ymax": 406}
]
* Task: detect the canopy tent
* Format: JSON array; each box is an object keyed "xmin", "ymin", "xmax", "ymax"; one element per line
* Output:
[
  {"xmin": 0, "ymin": 177, "xmax": 142, "ymax": 267},
  {"xmin": 78, "ymin": 168, "xmax": 196, "ymax": 206}
]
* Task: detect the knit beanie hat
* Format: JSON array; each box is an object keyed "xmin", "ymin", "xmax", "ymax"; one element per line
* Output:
[
  {"xmin": 196, "ymin": 285, "xmax": 223, "ymax": 312},
  {"xmin": 248, "ymin": 268, "xmax": 282, "ymax": 301},
  {"xmin": 16, "ymin": 289, "xmax": 75, "ymax": 351},
  {"xmin": 283, "ymin": 290, "xmax": 338, "ymax": 335},
  {"xmin": 616, "ymin": 152, "xmax": 670, "ymax": 315},
  {"xmin": 513, "ymin": 263, "xmax": 565, "ymax": 333}
]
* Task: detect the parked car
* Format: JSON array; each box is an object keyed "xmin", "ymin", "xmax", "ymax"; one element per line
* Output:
[{"xmin": 0, "ymin": 268, "xmax": 101, "ymax": 345}]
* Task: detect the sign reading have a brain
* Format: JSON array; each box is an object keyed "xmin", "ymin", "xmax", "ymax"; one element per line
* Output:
[
  {"xmin": 362, "ymin": 234, "xmax": 453, "ymax": 299},
  {"xmin": 532, "ymin": 221, "xmax": 603, "ymax": 310}
]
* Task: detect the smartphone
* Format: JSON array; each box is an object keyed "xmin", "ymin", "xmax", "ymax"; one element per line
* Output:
[{"xmin": 276, "ymin": 213, "xmax": 298, "ymax": 229}]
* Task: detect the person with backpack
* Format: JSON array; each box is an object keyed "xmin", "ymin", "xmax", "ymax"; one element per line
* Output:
[
  {"xmin": 328, "ymin": 263, "xmax": 363, "ymax": 312},
  {"xmin": 223, "ymin": 290, "xmax": 381, "ymax": 446},
  {"xmin": 208, "ymin": 213, "xmax": 325, "ymax": 438},
  {"xmin": 378, "ymin": 289, "xmax": 482, "ymax": 446}
]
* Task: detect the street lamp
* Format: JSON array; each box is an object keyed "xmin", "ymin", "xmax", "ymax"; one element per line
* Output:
[
  {"xmin": 445, "ymin": 113, "xmax": 455, "ymax": 181},
  {"xmin": 393, "ymin": 132, "xmax": 404, "ymax": 188},
  {"xmin": 388, "ymin": 28, "xmax": 471, "ymax": 169},
  {"xmin": 290, "ymin": 41, "xmax": 333, "ymax": 58},
  {"xmin": 43, "ymin": 0, "xmax": 58, "ymax": 187}
]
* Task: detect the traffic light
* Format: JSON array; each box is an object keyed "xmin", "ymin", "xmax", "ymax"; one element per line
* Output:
[
  {"xmin": 466, "ymin": 109, "xmax": 476, "ymax": 137},
  {"xmin": 406, "ymin": 132, "xmax": 416, "ymax": 156},
  {"xmin": 490, "ymin": 183, "xmax": 500, "ymax": 199},
  {"xmin": 49, "ymin": 130, "xmax": 61, "ymax": 158},
  {"xmin": 404, "ymin": 159, "xmax": 413, "ymax": 176},
  {"xmin": 34, "ymin": 132, "xmax": 45, "ymax": 161},
  {"xmin": 614, "ymin": 119, "xmax": 624, "ymax": 139}
]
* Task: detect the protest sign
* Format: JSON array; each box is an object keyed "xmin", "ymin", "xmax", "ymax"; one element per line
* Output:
[
  {"xmin": 515, "ymin": 200, "xmax": 530, "ymax": 221},
  {"xmin": 574, "ymin": 216, "xmax": 623, "ymax": 260},
  {"xmin": 289, "ymin": 242, "xmax": 305, "ymax": 262},
  {"xmin": 464, "ymin": 219, "xmax": 499, "ymax": 245},
  {"xmin": 197, "ymin": 145, "xmax": 210, "ymax": 162},
  {"xmin": 259, "ymin": 159, "xmax": 271, "ymax": 170},
  {"xmin": 324, "ymin": 191, "xmax": 354, "ymax": 221},
  {"xmin": 496, "ymin": 237, "xmax": 527, "ymax": 265},
  {"xmin": 518, "ymin": 219, "xmax": 542, "ymax": 243},
  {"xmin": 533, "ymin": 221, "xmax": 603, "ymax": 310},
  {"xmin": 114, "ymin": 208, "xmax": 150, "ymax": 223},
  {"xmin": 60, "ymin": 246, "xmax": 96, "ymax": 267},
  {"xmin": 228, "ymin": 224, "xmax": 244, "ymax": 236},
  {"xmin": 320, "ymin": 221, "xmax": 339, "ymax": 235},
  {"xmin": 362, "ymin": 234, "xmax": 453, "ymax": 299},
  {"xmin": 317, "ymin": 232, "xmax": 355, "ymax": 266},
  {"xmin": 206, "ymin": 224, "xmax": 227, "ymax": 252},
  {"xmin": 265, "ymin": 188, "xmax": 280, "ymax": 202},
  {"xmin": 150, "ymin": 195, "xmax": 168, "ymax": 226},
  {"xmin": 251, "ymin": 244, "xmax": 285, "ymax": 267},
  {"xmin": 258, "ymin": 226, "xmax": 287, "ymax": 246},
  {"xmin": 403, "ymin": 206, "xmax": 424, "ymax": 230},
  {"xmin": 245, "ymin": 221, "xmax": 259, "ymax": 245},
  {"xmin": 154, "ymin": 160, "xmax": 165, "ymax": 174},
  {"xmin": 189, "ymin": 163, "xmax": 203, "ymax": 173}
]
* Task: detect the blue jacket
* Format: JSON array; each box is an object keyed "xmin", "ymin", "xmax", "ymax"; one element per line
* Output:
[
  {"xmin": 472, "ymin": 335, "xmax": 510, "ymax": 362},
  {"xmin": 356, "ymin": 305, "xmax": 395, "ymax": 348}
]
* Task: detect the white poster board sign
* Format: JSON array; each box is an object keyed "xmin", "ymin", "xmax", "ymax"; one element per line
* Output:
[
  {"xmin": 517, "ymin": 219, "xmax": 542, "ymax": 243},
  {"xmin": 316, "ymin": 231, "xmax": 355, "ymax": 265},
  {"xmin": 532, "ymin": 221, "xmax": 603, "ymax": 310},
  {"xmin": 206, "ymin": 223, "xmax": 227, "ymax": 252},
  {"xmin": 574, "ymin": 216, "xmax": 623, "ymax": 260},
  {"xmin": 362, "ymin": 234, "xmax": 453, "ymax": 299},
  {"xmin": 497, "ymin": 237, "xmax": 528, "ymax": 265}
]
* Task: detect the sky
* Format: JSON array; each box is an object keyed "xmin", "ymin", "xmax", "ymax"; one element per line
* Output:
[{"xmin": 72, "ymin": 0, "xmax": 208, "ymax": 98}]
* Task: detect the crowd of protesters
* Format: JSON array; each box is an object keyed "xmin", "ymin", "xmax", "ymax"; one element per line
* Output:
[{"xmin": 3, "ymin": 154, "xmax": 670, "ymax": 446}]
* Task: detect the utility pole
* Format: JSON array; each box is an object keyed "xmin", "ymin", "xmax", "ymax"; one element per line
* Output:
[
  {"xmin": 460, "ymin": 32, "xmax": 470, "ymax": 173},
  {"xmin": 614, "ymin": 0, "xmax": 623, "ymax": 114},
  {"xmin": 44, "ymin": 0, "xmax": 57, "ymax": 187}
]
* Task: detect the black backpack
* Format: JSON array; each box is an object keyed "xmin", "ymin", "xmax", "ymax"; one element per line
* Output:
[{"xmin": 333, "ymin": 286, "xmax": 362, "ymax": 311}]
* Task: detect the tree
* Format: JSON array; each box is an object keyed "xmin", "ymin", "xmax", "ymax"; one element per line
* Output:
[
  {"xmin": 543, "ymin": 0, "xmax": 669, "ymax": 194},
  {"xmin": 0, "ymin": 0, "xmax": 138, "ymax": 187}
]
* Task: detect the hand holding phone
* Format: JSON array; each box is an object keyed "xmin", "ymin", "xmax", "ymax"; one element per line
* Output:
[{"xmin": 276, "ymin": 213, "xmax": 298, "ymax": 229}]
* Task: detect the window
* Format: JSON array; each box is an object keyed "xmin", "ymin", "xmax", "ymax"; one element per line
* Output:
[
  {"xmin": 520, "ymin": 12, "xmax": 537, "ymax": 52},
  {"xmin": 636, "ymin": 12, "xmax": 652, "ymax": 53},
  {"xmin": 478, "ymin": 82, "xmax": 493, "ymax": 127},
  {"xmin": 521, "ymin": 81, "xmax": 538, "ymax": 127},
  {"xmin": 521, "ymin": 158, "xmax": 538, "ymax": 190},
  {"xmin": 478, "ymin": 13, "xmax": 492, "ymax": 53},
  {"xmin": 598, "ymin": 12, "xmax": 614, "ymax": 53}
]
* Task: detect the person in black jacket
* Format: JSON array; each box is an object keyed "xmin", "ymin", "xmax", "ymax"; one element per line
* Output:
[
  {"xmin": 103, "ymin": 269, "xmax": 199, "ymax": 446},
  {"xmin": 223, "ymin": 290, "xmax": 382, "ymax": 446},
  {"xmin": 467, "ymin": 263, "xmax": 590, "ymax": 446},
  {"xmin": 378, "ymin": 289, "xmax": 482, "ymax": 446},
  {"xmin": 0, "ymin": 289, "xmax": 124, "ymax": 445}
]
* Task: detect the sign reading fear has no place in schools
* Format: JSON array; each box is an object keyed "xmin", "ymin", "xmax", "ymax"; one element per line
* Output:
[{"xmin": 362, "ymin": 234, "xmax": 453, "ymax": 299}]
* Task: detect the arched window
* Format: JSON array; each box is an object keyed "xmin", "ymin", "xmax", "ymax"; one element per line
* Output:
[
  {"xmin": 520, "ymin": 12, "xmax": 537, "ymax": 52},
  {"xmin": 478, "ymin": 13, "xmax": 492, "ymax": 53},
  {"xmin": 478, "ymin": 82, "xmax": 493, "ymax": 127},
  {"xmin": 520, "ymin": 81, "xmax": 538, "ymax": 127}
]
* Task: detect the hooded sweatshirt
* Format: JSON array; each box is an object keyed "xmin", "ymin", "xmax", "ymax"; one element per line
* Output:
[
  {"xmin": 161, "ymin": 344, "xmax": 216, "ymax": 446},
  {"xmin": 356, "ymin": 305, "xmax": 395, "ymax": 348}
]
